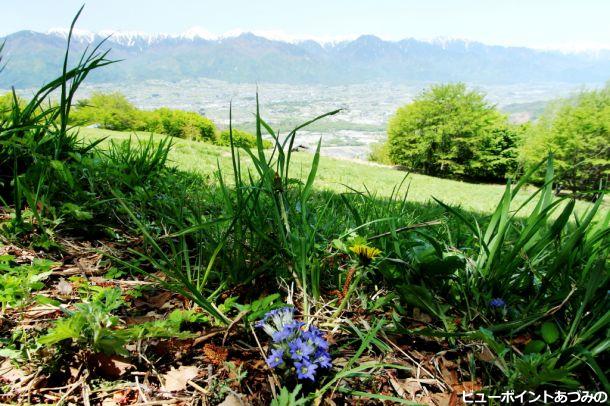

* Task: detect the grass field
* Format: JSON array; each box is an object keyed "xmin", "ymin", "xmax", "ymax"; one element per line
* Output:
[
  {"xmin": 3, "ymin": 118, "xmax": 607, "ymax": 405},
  {"xmin": 80, "ymin": 127, "xmax": 603, "ymax": 216}
]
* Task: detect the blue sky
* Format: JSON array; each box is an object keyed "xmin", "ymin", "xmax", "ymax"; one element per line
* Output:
[{"xmin": 3, "ymin": 0, "xmax": 610, "ymax": 50}]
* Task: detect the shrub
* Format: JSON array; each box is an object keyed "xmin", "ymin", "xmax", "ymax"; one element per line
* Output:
[
  {"xmin": 217, "ymin": 128, "xmax": 272, "ymax": 149},
  {"xmin": 70, "ymin": 93, "xmax": 218, "ymax": 142},
  {"xmin": 144, "ymin": 107, "xmax": 217, "ymax": 142},
  {"xmin": 368, "ymin": 141, "xmax": 392, "ymax": 164},
  {"xmin": 466, "ymin": 123, "xmax": 523, "ymax": 181},
  {"xmin": 521, "ymin": 84, "xmax": 610, "ymax": 193},
  {"xmin": 387, "ymin": 83, "xmax": 518, "ymax": 181},
  {"xmin": 71, "ymin": 92, "xmax": 145, "ymax": 131}
]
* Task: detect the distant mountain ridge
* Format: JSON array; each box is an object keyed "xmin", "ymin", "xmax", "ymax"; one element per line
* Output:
[{"xmin": 1, "ymin": 29, "xmax": 610, "ymax": 88}]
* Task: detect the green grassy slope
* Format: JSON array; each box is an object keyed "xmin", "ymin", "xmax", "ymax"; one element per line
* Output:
[{"xmin": 79, "ymin": 127, "xmax": 602, "ymax": 215}]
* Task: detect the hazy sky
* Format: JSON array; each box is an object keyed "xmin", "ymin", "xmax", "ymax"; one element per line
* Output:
[{"xmin": 3, "ymin": 0, "xmax": 610, "ymax": 50}]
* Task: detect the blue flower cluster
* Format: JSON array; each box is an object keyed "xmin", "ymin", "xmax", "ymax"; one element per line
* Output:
[
  {"xmin": 490, "ymin": 297, "xmax": 506, "ymax": 308},
  {"xmin": 256, "ymin": 307, "xmax": 332, "ymax": 381}
]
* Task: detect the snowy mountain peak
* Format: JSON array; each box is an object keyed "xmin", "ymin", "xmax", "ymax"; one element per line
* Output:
[
  {"xmin": 99, "ymin": 30, "xmax": 171, "ymax": 46},
  {"xmin": 38, "ymin": 28, "xmax": 610, "ymax": 54},
  {"xmin": 47, "ymin": 27, "xmax": 96, "ymax": 43},
  {"xmin": 4, "ymin": 28, "xmax": 610, "ymax": 88},
  {"xmin": 180, "ymin": 27, "xmax": 217, "ymax": 40},
  {"xmin": 43, "ymin": 27, "xmax": 360, "ymax": 47},
  {"xmin": 47, "ymin": 28, "xmax": 173, "ymax": 46}
]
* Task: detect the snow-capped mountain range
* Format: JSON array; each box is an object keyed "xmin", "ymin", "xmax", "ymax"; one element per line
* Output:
[
  {"xmin": 1, "ymin": 28, "xmax": 609, "ymax": 88},
  {"xmin": 43, "ymin": 27, "xmax": 610, "ymax": 54}
]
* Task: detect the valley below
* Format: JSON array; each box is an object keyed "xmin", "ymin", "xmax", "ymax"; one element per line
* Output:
[{"xmin": 67, "ymin": 78, "xmax": 599, "ymax": 159}]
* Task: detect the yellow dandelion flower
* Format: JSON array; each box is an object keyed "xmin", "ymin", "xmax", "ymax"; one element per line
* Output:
[{"xmin": 349, "ymin": 244, "xmax": 381, "ymax": 265}]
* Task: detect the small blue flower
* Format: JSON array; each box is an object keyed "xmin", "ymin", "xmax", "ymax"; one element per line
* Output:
[
  {"xmin": 490, "ymin": 298, "xmax": 506, "ymax": 308},
  {"xmin": 256, "ymin": 307, "xmax": 295, "ymax": 338},
  {"xmin": 307, "ymin": 325, "xmax": 323, "ymax": 336},
  {"xmin": 257, "ymin": 310, "xmax": 332, "ymax": 381},
  {"xmin": 272, "ymin": 326, "xmax": 293, "ymax": 343},
  {"xmin": 303, "ymin": 328, "xmax": 329, "ymax": 350},
  {"xmin": 269, "ymin": 307, "xmax": 295, "ymax": 328},
  {"xmin": 295, "ymin": 359, "xmax": 318, "ymax": 381},
  {"xmin": 285, "ymin": 320, "xmax": 306, "ymax": 331},
  {"xmin": 272, "ymin": 321, "xmax": 306, "ymax": 343},
  {"xmin": 266, "ymin": 348, "xmax": 285, "ymax": 368},
  {"xmin": 289, "ymin": 338, "xmax": 314, "ymax": 361},
  {"xmin": 314, "ymin": 349, "xmax": 332, "ymax": 369},
  {"xmin": 256, "ymin": 319, "xmax": 276, "ymax": 337}
]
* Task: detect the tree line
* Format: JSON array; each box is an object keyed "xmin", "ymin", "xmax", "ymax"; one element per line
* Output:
[
  {"xmin": 0, "ymin": 91, "xmax": 269, "ymax": 149},
  {"xmin": 373, "ymin": 83, "xmax": 609, "ymax": 194}
]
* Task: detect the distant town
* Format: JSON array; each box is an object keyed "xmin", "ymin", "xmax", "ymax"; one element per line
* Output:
[{"xmin": 57, "ymin": 79, "xmax": 594, "ymax": 159}]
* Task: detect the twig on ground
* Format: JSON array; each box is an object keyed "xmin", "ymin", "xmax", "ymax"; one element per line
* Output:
[
  {"xmin": 249, "ymin": 323, "xmax": 281, "ymax": 392},
  {"xmin": 222, "ymin": 310, "xmax": 248, "ymax": 346},
  {"xmin": 383, "ymin": 335, "xmax": 449, "ymax": 391}
]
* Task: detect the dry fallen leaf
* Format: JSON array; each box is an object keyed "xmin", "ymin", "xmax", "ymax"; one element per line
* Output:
[
  {"xmin": 401, "ymin": 378, "xmax": 423, "ymax": 397},
  {"xmin": 476, "ymin": 346, "xmax": 496, "ymax": 362},
  {"xmin": 89, "ymin": 354, "xmax": 135, "ymax": 378},
  {"xmin": 203, "ymin": 343, "xmax": 228, "ymax": 365},
  {"xmin": 451, "ymin": 380, "xmax": 482, "ymax": 393},
  {"xmin": 449, "ymin": 392, "xmax": 458, "ymax": 406},
  {"xmin": 218, "ymin": 394, "xmax": 247, "ymax": 406},
  {"xmin": 161, "ymin": 365, "xmax": 199, "ymax": 392},
  {"xmin": 387, "ymin": 371, "xmax": 406, "ymax": 398},
  {"xmin": 56, "ymin": 278, "xmax": 73, "ymax": 295},
  {"xmin": 112, "ymin": 388, "xmax": 138, "ymax": 405},
  {"xmin": 147, "ymin": 291, "xmax": 173, "ymax": 308},
  {"xmin": 101, "ymin": 398, "xmax": 119, "ymax": 406},
  {"xmin": 0, "ymin": 358, "xmax": 26, "ymax": 384},
  {"xmin": 440, "ymin": 366, "xmax": 458, "ymax": 386},
  {"xmin": 430, "ymin": 392, "xmax": 452, "ymax": 406},
  {"xmin": 510, "ymin": 335, "xmax": 531, "ymax": 345}
]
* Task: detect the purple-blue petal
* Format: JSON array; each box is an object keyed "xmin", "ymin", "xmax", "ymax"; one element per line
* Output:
[
  {"xmin": 295, "ymin": 360, "xmax": 318, "ymax": 381},
  {"xmin": 266, "ymin": 348, "xmax": 284, "ymax": 368},
  {"xmin": 289, "ymin": 338, "xmax": 315, "ymax": 360}
]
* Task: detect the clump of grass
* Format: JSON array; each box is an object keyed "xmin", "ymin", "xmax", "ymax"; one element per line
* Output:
[
  {"xmin": 0, "ymin": 6, "xmax": 113, "ymax": 238},
  {"xmin": 216, "ymin": 98, "xmax": 341, "ymax": 316},
  {"xmin": 392, "ymin": 155, "xmax": 609, "ymax": 389}
]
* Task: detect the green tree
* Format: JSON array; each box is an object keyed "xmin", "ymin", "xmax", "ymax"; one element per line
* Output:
[
  {"xmin": 467, "ymin": 124, "xmax": 523, "ymax": 181},
  {"xmin": 521, "ymin": 85, "xmax": 610, "ymax": 193},
  {"xmin": 387, "ymin": 83, "xmax": 517, "ymax": 180},
  {"xmin": 217, "ymin": 128, "xmax": 272, "ymax": 149},
  {"xmin": 71, "ymin": 92, "xmax": 144, "ymax": 131},
  {"xmin": 0, "ymin": 92, "xmax": 13, "ymax": 112},
  {"xmin": 70, "ymin": 92, "xmax": 218, "ymax": 142},
  {"xmin": 144, "ymin": 108, "xmax": 216, "ymax": 142}
]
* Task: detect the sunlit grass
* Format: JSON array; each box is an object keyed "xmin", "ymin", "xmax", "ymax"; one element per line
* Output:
[{"xmin": 80, "ymin": 127, "xmax": 604, "ymax": 216}]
